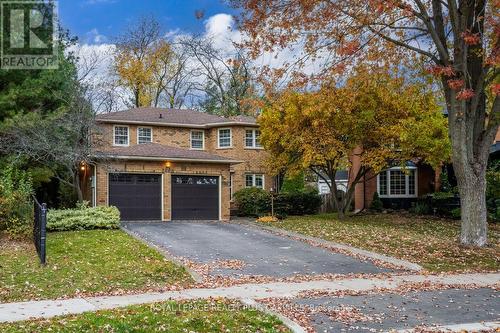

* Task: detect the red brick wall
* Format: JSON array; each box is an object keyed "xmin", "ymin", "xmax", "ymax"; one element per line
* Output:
[{"xmin": 351, "ymin": 164, "xmax": 436, "ymax": 210}]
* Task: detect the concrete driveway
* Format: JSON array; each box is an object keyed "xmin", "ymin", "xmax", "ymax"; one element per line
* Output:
[{"xmin": 122, "ymin": 221, "xmax": 392, "ymax": 278}]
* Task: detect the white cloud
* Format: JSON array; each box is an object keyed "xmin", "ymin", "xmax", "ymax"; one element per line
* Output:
[
  {"xmin": 85, "ymin": 28, "xmax": 107, "ymax": 44},
  {"xmin": 72, "ymin": 12, "xmax": 323, "ymax": 112},
  {"xmin": 164, "ymin": 28, "xmax": 181, "ymax": 39}
]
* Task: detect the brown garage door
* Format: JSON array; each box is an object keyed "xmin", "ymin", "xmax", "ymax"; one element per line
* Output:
[
  {"xmin": 108, "ymin": 173, "xmax": 162, "ymax": 221},
  {"xmin": 171, "ymin": 175, "xmax": 219, "ymax": 220}
]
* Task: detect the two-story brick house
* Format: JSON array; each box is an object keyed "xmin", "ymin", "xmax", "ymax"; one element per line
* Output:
[{"xmin": 83, "ymin": 107, "xmax": 271, "ymax": 221}]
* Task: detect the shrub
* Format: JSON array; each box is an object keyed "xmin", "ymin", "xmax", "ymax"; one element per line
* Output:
[
  {"xmin": 369, "ymin": 192, "xmax": 383, "ymax": 212},
  {"xmin": 0, "ymin": 165, "xmax": 33, "ymax": 239},
  {"xmin": 410, "ymin": 201, "xmax": 431, "ymax": 215},
  {"xmin": 233, "ymin": 187, "xmax": 321, "ymax": 217},
  {"xmin": 233, "ymin": 188, "xmax": 271, "ymax": 217},
  {"xmin": 429, "ymin": 192, "xmax": 460, "ymax": 217},
  {"xmin": 451, "ymin": 207, "xmax": 461, "ymax": 219},
  {"xmin": 274, "ymin": 188, "xmax": 322, "ymax": 216},
  {"xmin": 47, "ymin": 204, "xmax": 120, "ymax": 231},
  {"xmin": 486, "ymin": 169, "xmax": 500, "ymax": 222}
]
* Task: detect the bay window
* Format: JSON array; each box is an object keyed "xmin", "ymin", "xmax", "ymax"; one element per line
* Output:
[{"xmin": 377, "ymin": 167, "xmax": 417, "ymax": 198}]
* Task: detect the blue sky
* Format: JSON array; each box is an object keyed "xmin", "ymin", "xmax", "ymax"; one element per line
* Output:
[{"xmin": 58, "ymin": 0, "xmax": 236, "ymax": 44}]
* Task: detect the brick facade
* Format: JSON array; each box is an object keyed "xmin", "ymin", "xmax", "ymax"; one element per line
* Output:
[
  {"xmin": 93, "ymin": 161, "xmax": 231, "ymax": 221},
  {"xmin": 89, "ymin": 119, "xmax": 271, "ymax": 220},
  {"xmin": 351, "ymin": 163, "xmax": 435, "ymax": 211}
]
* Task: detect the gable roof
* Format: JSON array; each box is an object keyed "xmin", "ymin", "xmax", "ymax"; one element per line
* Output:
[
  {"xmin": 94, "ymin": 143, "xmax": 241, "ymax": 164},
  {"xmin": 96, "ymin": 107, "xmax": 257, "ymax": 128}
]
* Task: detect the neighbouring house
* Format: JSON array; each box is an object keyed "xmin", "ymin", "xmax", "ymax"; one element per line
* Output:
[
  {"xmin": 317, "ymin": 170, "xmax": 349, "ymax": 195},
  {"xmin": 350, "ymin": 160, "xmax": 436, "ymax": 211},
  {"xmin": 81, "ymin": 107, "xmax": 272, "ymax": 221},
  {"xmin": 351, "ymin": 127, "xmax": 500, "ymax": 211}
]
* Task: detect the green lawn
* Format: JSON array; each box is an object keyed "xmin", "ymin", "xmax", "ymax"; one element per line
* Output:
[
  {"xmin": 264, "ymin": 213, "xmax": 500, "ymax": 272},
  {"xmin": 0, "ymin": 299, "xmax": 290, "ymax": 333},
  {"xmin": 0, "ymin": 230, "xmax": 193, "ymax": 302}
]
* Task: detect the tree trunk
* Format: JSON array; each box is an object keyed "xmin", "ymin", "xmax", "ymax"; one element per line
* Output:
[
  {"xmin": 446, "ymin": 85, "xmax": 490, "ymax": 247},
  {"xmin": 454, "ymin": 161, "xmax": 488, "ymax": 246}
]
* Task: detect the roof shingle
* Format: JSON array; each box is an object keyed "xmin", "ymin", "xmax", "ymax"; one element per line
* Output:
[
  {"xmin": 96, "ymin": 107, "xmax": 257, "ymax": 127},
  {"xmin": 95, "ymin": 143, "xmax": 240, "ymax": 163}
]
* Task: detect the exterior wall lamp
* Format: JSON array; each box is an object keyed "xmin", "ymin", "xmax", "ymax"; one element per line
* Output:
[{"xmin": 164, "ymin": 161, "xmax": 172, "ymax": 173}]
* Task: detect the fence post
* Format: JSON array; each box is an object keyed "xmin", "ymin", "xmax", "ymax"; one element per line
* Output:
[{"xmin": 40, "ymin": 203, "xmax": 47, "ymax": 265}]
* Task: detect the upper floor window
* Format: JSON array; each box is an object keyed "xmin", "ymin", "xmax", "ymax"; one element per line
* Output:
[
  {"xmin": 190, "ymin": 130, "xmax": 204, "ymax": 150},
  {"xmin": 137, "ymin": 127, "xmax": 152, "ymax": 144},
  {"xmin": 113, "ymin": 126, "xmax": 129, "ymax": 146},
  {"xmin": 245, "ymin": 129, "xmax": 262, "ymax": 148},
  {"xmin": 377, "ymin": 167, "xmax": 417, "ymax": 198},
  {"xmin": 218, "ymin": 128, "xmax": 232, "ymax": 148},
  {"xmin": 245, "ymin": 174, "xmax": 264, "ymax": 189}
]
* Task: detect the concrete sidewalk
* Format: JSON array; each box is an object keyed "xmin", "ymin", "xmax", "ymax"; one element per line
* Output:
[{"xmin": 0, "ymin": 272, "xmax": 498, "ymax": 323}]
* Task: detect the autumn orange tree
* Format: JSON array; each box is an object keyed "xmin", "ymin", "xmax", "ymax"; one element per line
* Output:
[
  {"xmin": 234, "ymin": 0, "xmax": 499, "ymax": 246},
  {"xmin": 259, "ymin": 67, "xmax": 449, "ymax": 218},
  {"xmin": 115, "ymin": 17, "xmax": 181, "ymax": 108}
]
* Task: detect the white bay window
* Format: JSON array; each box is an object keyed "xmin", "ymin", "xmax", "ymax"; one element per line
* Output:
[{"xmin": 377, "ymin": 167, "xmax": 417, "ymax": 198}]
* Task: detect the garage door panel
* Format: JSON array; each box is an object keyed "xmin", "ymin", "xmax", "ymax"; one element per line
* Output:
[
  {"xmin": 109, "ymin": 173, "xmax": 162, "ymax": 221},
  {"xmin": 171, "ymin": 175, "xmax": 219, "ymax": 220}
]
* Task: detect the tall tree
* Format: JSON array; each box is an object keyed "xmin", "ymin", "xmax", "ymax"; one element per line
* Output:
[
  {"xmin": 260, "ymin": 67, "xmax": 450, "ymax": 218},
  {"xmin": 0, "ymin": 81, "xmax": 102, "ymax": 202},
  {"xmin": 180, "ymin": 37, "xmax": 255, "ymax": 116},
  {"xmin": 114, "ymin": 17, "xmax": 195, "ymax": 109},
  {"xmin": 234, "ymin": 0, "xmax": 499, "ymax": 246}
]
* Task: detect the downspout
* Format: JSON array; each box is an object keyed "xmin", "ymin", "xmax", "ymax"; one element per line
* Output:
[{"xmin": 89, "ymin": 162, "xmax": 97, "ymax": 207}]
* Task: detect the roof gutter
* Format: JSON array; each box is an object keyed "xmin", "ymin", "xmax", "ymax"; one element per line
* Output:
[
  {"xmin": 96, "ymin": 119, "xmax": 258, "ymax": 128},
  {"xmin": 94, "ymin": 154, "xmax": 243, "ymax": 164}
]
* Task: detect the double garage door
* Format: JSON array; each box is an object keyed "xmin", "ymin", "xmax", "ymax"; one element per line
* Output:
[{"xmin": 108, "ymin": 173, "xmax": 219, "ymax": 221}]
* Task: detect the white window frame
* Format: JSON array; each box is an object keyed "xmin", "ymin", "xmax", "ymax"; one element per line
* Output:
[
  {"xmin": 245, "ymin": 128, "xmax": 263, "ymax": 149},
  {"xmin": 245, "ymin": 174, "xmax": 265, "ymax": 189},
  {"xmin": 113, "ymin": 125, "xmax": 129, "ymax": 147},
  {"xmin": 377, "ymin": 166, "xmax": 418, "ymax": 198},
  {"xmin": 190, "ymin": 130, "xmax": 205, "ymax": 150},
  {"xmin": 137, "ymin": 127, "xmax": 153, "ymax": 144},
  {"xmin": 217, "ymin": 128, "xmax": 232, "ymax": 148}
]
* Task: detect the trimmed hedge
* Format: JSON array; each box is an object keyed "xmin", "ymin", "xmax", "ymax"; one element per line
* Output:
[
  {"xmin": 47, "ymin": 205, "xmax": 120, "ymax": 231},
  {"xmin": 233, "ymin": 188, "xmax": 271, "ymax": 217},
  {"xmin": 234, "ymin": 187, "xmax": 322, "ymax": 217}
]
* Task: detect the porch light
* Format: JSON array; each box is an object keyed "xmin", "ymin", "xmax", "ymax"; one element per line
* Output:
[{"xmin": 165, "ymin": 161, "xmax": 172, "ymax": 168}]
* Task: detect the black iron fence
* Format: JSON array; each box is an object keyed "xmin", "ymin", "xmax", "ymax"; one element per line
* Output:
[{"xmin": 33, "ymin": 196, "xmax": 47, "ymax": 265}]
